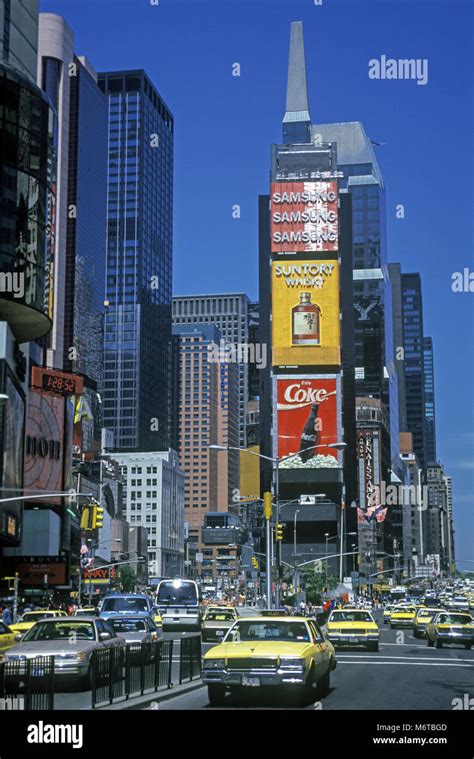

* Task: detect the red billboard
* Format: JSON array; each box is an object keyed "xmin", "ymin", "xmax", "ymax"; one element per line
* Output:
[
  {"xmin": 271, "ymin": 181, "xmax": 338, "ymax": 253},
  {"xmin": 276, "ymin": 377, "xmax": 341, "ymax": 468}
]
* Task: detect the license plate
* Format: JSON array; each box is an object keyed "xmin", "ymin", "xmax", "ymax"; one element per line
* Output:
[
  {"xmin": 242, "ymin": 676, "xmax": 260, "ymax": 687},
  {"xmin": 216, "ymin": 631, "xmax": 224, "ymax": 636}
]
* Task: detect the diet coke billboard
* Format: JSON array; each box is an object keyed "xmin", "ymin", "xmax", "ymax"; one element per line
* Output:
[{"xmin": 276, "ymin": 377, "xmax": 341, "ymax": 469}]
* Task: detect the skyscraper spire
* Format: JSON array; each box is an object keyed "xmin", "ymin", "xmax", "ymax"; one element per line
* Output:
[{"xmin": 282, "ymin": 21, "xmax": 312, "ymax": 144}]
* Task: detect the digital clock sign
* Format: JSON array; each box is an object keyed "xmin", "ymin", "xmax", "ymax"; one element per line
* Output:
[{"xmin": 31, "ymin": 368, "xmax": 84, "ymax": 397}]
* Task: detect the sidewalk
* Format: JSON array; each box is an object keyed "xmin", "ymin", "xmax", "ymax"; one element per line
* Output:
[{"xmin": 54, "ymin": 678, "xmax": 203, "ymax": 710}]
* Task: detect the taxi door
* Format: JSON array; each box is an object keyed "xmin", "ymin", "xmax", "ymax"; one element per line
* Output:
[{"xmin": 307, "ymin": 621, "xmax": 330, "ymax": 680}]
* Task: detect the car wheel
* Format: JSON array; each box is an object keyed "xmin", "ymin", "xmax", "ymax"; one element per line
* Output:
[
  {"xmin": 207, "ymin": 684, "xmax": 226, "ymax": 707},
  {"xmin": 413, "ymin": 630, "xmax": 420, "ymax": 639},
  {"xmin": 427, "ymin": 638, "xmax": 434, "ymax": 647},
  {"xmin": 435, "ymin": 639, "xmax": 443, "ymax": 649},
  {"xmin": 316, "ymin": 669, "xmax": 330, "ymax": 698},
  {"xmin": 368, "ymin": 642, "xmax": 379, "ymax": 652},
  {"xmin": 464, "ymin": 643, "xmax": 472, "ymax": 650}
]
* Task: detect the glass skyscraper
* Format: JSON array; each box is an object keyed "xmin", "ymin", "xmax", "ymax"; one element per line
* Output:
[{"xmin": 98, "ymin": 70, "xmax": 173, "ymax": 451}]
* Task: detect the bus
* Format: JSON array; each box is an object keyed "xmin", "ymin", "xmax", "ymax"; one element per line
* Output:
[{"xmin": 155, "ymin": 579, "xmax": 201, "ymax": 632}]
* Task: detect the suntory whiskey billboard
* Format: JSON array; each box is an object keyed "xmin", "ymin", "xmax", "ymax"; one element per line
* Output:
[
  {"xmin": 270, "ymin": 181, "xmax": 338, "ymax": 254},
  {"xmin": 276, "ymin": 376, "xmax": 342, "ymax": 469},
  {"xmin": 271, "ymin": 260, "xmax": 341, "ymax": 367}
]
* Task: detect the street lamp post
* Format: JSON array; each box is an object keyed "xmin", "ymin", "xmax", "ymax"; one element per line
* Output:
[
  {"xmin": 210, "ymin": 442, "xmax": 345, "ymax": 609},
  {"xmin": 293, "ymin": 509, "xmax": 300, "ymax": 593}
]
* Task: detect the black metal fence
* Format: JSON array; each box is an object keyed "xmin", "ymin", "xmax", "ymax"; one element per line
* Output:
[
  {"xmin": 91, "ymin": 636, "xmax": 200, "ymax": 708},
  {"xmin": 0, "ymin": 656, "xmax": 55, "ymax": 710},
  {"xmin": 0, "ymin": 635, "xmax": 201, "ymax": 710},
  {"xmin": 91, "ymin": 638, "xmax": 174, "ymax": 707},
  {"xmin": 179, "ymin": 635, "xmax": 201, "ymax": 685}
]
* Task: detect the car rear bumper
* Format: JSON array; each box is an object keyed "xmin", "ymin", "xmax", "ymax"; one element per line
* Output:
[{"xmin": 328, "ymin": 635, "xmax": 379, "ymax": 645}]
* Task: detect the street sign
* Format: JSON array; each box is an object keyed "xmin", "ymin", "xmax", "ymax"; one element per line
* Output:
[
  {"xmin": 299, "ymin": 495, "xmax": 317, "ymax": 505},
  {"xmin": 195, "ymin": 552, "xmax": 204, "ymax": 563}
]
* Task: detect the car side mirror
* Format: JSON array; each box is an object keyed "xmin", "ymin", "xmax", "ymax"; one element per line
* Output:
[
  {"xmin": 14, "ymin": 633, "xmax": 23, "ymax": 642},
  {"xmin": 99, "ymin": 631, "xmax": 112, "ymax": 641}
]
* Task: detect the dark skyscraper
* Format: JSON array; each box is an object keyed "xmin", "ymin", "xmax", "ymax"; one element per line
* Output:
[
  {"xmin": 423, "ymin": 336, "xmax": 437, "ymax": 464},
  {"xmin": 98, "ymin": 70, "xmax": 173, "ymax": 451},
  {"xmin": 401, "ymin": 273, "xmax": 426, "ymax": 468},
  {"xmin": 62, "ymin": 56, "xmax": 107, "ymax": 388}
]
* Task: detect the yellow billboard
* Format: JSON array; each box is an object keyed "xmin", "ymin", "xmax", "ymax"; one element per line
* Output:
[{"xmin": 271, "ymin": 260, "xmax": 341, "ymax": 367}]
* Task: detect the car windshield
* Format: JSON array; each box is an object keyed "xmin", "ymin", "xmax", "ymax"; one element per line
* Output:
[
  {"xmin": 330, "ymin": 612, "xmax": 373, "ymax": 623},
  {"xmin": 226, "ymin": 621, "xmax": 310, "ymax": 643},
  {"xmin": 75, "ymin": 609, "xmax": 98, "ymax": 616},
  {"xmin": 108, "ymin": 619, "xmax": 148, "ymax": 632},
  {"xmin": 101, "ymin": 597, "xmax": 149, "ymax": 613},
  {"xmin": 19, "ymin": 612, "xmax": 55, "ymax": 623},
  {"xmin": 417, "ymin": 609, "xmax": 435, "ymax": 618},
  {"xmin": 205, "ymin": 610, "xmax": 235, "ymax": 621},
  {"xmin": 157, "ymin": 582, "xmax": 198, "ymax": 604},
  {"xmin": 22, "ymin": 622, "xmax": 96, "ymax": 642},
  {"xmin": 393, "ymin": 607, "xmax": 416, "ymax": 613},
  {"xmin": 437, "ymin": 614, "xmax": 472, "ymax": 625}
]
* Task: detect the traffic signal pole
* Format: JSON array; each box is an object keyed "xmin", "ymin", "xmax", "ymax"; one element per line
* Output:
[{"xmin": 264, "ymin": 492, "xmax": 273, "ymax": 608}]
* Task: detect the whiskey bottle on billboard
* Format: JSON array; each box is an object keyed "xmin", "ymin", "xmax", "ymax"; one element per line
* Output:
[
  {"xmin": 292, "ymin": 292, "xmax": 321, "ymax": 345},
  {"xmin": 299, "ymin": 403, "xmax": 320, "ymax": 462}
]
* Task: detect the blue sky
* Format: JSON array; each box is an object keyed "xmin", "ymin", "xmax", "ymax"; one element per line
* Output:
[{"xmin": 40, "ymin": 0, "xmax": 473, "ymax": 566}]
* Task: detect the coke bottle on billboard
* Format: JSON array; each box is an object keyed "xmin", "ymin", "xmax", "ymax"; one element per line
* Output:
[{"xmin": 299, "ymin": 403, "xmax": 320, "ymax": 462}]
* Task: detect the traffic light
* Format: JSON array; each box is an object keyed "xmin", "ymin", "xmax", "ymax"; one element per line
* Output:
[
  {"xmin": 91, "ymin": 505, "xmax": 105, "ymax": 530},
  {"xmin": 263, "ymin": 491, "xmax": 272, "ymax": 521},
  {"xmin": 251, "ymin": 556, "xmax": 259, "ymax": 570},
  {"xmin": 80, "ymin": 506, "xmax": 92, "ymax": 531},
  {"xmin": 275, "ymin": 523, "xmax": 284, "ymax": 542}
]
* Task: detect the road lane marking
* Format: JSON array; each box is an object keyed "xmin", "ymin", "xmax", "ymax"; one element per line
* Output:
[
  {"xmin": 337, "ymin": 661, "xmax": 473, "ymax": 667},
  {"xmin": 336, "ymin": 653, "xmax": 474, "ymax": 661}
]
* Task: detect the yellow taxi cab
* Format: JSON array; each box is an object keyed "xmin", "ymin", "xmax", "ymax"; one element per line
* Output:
[
  {"xmin": 390, "ymin": 605, "xmax": 417, "ymax": 629},
  {"xmin": 383, "ymin": 604, "xmax": 395, "ymax": 624},
  {"xmin": 202, "ymin": 616, "xmax": 336, "ymax": 707},
  {"xmin": 412, "ymin": 607, "xmax": 444, "ymax": 639},
  {"xmin": 73, "ymin": 607, "xmax": 99, "ymax": 617},
  {"xmin": 0, "ymin": 620, "xmax": 16, "ymax": 653},
  {"xmin": 426, "ymin": 611, "xmax": 474, "ymax": 650},
  {"xmin": 151, "ymin": 609, "xmax": 163, "ymax": 628},
  {"xmin": 327, "ymin": 609, "xmax": 380, "ymax": 651},
  {"xmin": 9, "ymin": 609, "xmax": 68, "ymax": 639},
  {"xmin": 201, "ymin": 607, "xmax": 238, "ymax": 642}
]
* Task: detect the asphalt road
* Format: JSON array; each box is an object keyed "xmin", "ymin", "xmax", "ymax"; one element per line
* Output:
[{"xmin": 153, "ymin": 612, "xmax": 474, "ymax": 711}]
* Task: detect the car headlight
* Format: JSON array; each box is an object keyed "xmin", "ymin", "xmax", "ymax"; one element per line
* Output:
[
  {"xmin": 203, "ymin": 658, "xmax": 225, "ymax": 669},
  {"xmin": 279, "ymin": 657, "xmax": 305, "ymax": 672}
]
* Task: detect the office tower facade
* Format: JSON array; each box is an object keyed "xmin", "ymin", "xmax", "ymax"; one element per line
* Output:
[
  {"xmin": 443, "ymin": 474, "xmax": 455, "ymax": 571},
  {"xmin": 424, "ymin": 463, "xmax": 450, "ymax": 573},
  {"xmin": 112, "ymin": 450, "xmax": 184, "ymax": 578},
  {"xmin": 401, "ymin": 273, "xmax": 426, "ymax": 468},
  {"xmin": 423, "ymin": 337, "xmax": 437, "ymax": 465},
  {"xmin": 99, "ymin": 70, "xmax": 173, "ymax": 451},
  {"xmin": 171, "ymin": 324, "xmax": 239, "ymax": 576},
  {"xmin": 172, "ymin": 293, "xmax": 250, "ymax": 447},
  {"xmin": 258, "ymin": 22, "xmax": 357, "ymax": 580},
  {"xmin": 388, "ymin": 262, "xmax": 407, "ymax": 433},
  {"xmin": 0, "ymin": 0, "xmax": 56, "ymax": 550},
  {"xmin": 0, "ymin": 0, "xmax": 38, "ymax": 80}
]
